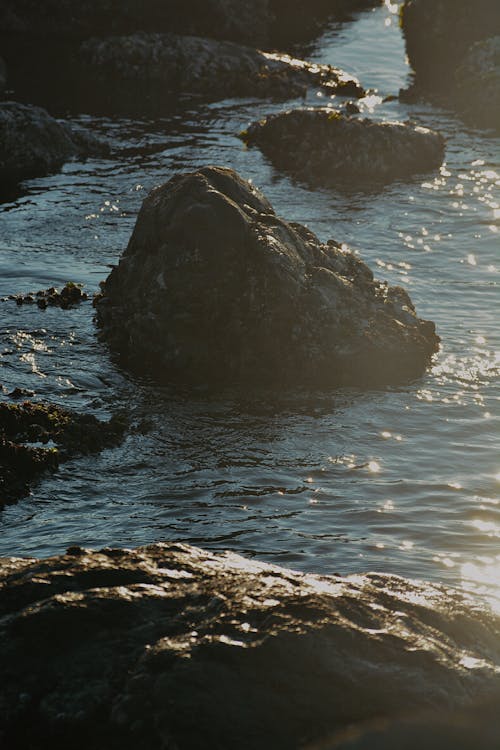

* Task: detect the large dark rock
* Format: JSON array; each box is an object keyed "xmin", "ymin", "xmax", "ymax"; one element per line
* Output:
[
  {"xmin": 1, "ymin": 542, "xmax": 499, "ymax": 749},
  {"xmin": 0, "ymin": 0, "xmax": 382, "ymax": 49},
  {"xmin": 0, "ymin": 56, "xmax": 6, "ymax": 94},
  {"xmin": 243, "ymin": 108, "xmax": 445, "ymax": 186},
  {"xmin": 0, "ymin": 101, "xmax": 107, "ymax": 186},
  {"xmin": 77, "ymin": 32, "xmax": 363, "ymax": 113},
  {"xmin": 401, "ymin": 0, "xmax": 500, "ymax": 129},
  {"xmin": 0, "ymin": 0, "xmax": 270, "ymax": 47},
  {"xmin": 453, "ymin": 36, "xmax": 500, "ymax": 131},
  {"xmin": 95, "ymin": 166, "xmax": 439, "ymax": 387},
  {"xmin": 401, "ymin": 0, "xmax": 500, "ymax": 90}
]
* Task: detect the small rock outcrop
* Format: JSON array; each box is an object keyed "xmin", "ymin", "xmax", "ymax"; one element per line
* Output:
[
  {"xmin": 0, "ymin": 102, "xmax": 106, "ymax": 186},
  {"xmin": 1, "ymin": 542, "xmax": 499, "ymax": 749},
  {"xmin": 77, "ymin": 33, "xmax": 363, "ymax": 112},
  {"xmin": 401, "ymin": 0, "xmax": 500, "ymax": 129},
  {"xmin": 9, "ymin": 282, "xmax": 89, "ymax": 309},
  {"xmin": 0, "ymin": 401, "xmax": 126, "ymax": 507},
  {"xmin": 243, "ymin": 108, "xmax": 445, "ymax": 186},
  {"xmin": 95, "ymin": 166, "xmax": 439, "ymax": 387}
]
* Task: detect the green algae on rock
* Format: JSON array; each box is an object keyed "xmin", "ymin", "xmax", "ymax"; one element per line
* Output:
[
  {"xmin": 242, "ymin": 108, "xmax": 445, "ymax": 187},
  {"xmin": 0, "ymin": 401, "xmax": 126, "ymax": 508},
  {"xmin": 1, "ymin": 542, "xmax": 499, "ymax": 749},
  {"xmin": 95, "ymin": 166, "xmax": 439, "ymax": 388}
]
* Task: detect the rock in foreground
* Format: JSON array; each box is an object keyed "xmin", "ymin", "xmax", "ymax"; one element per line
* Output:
[
  {"xmin": 95, "ymin": 166, "xmax": 439, "ymax": 386},
  {"xmin": 0, "ymin": 102, "xmax": 106, "ymax": 186},
  {"xmin": 1, "ymin": 542, "xmax": 500, "ymax": 749},
  {"xmin": 243, "ymin": 108, "xmax": 445, "ymax": 186},
  {"xmin": 77, "ymin": 33, "xmax": 363, "ymax": 112}
]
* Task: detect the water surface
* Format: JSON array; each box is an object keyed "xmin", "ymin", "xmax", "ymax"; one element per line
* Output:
[{"xmin": 1, "ymin": 3, "xmax": 499, "ymax": 610}]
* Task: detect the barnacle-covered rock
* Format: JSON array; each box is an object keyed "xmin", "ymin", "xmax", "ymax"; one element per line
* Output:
[
  {"xmin": 1, "ymin": 542, "xmax": 500, "ymax": 749},
  {"xmin": 77, "ymin": 32, "xmax": 363, "ymax": 113},
  {"xmin": 243, "ymin": 108, "xmax": 445, "ymax": 186},
  {"xmin": 95, "ymin": 165, "xmax": 439, "ymax": 387}
]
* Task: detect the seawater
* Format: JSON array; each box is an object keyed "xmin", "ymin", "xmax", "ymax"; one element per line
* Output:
[{"xmin": 0, "ymin": 4, "xmax": 499, "ymax": 611}]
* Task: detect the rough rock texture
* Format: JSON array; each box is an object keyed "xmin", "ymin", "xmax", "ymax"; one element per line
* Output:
[
  {"xmin": 0, "ymin": 0, "xmax": 271, "ymax": 47},
  {"xmin": 0, "ymin": 56, "xmax": 6, "ymax": 94},
  {"xmin": 1, "ymin": 542, "xmax": 500, "ymax": 749},
  {"xmin": 9, "ymin": 281, "xmax": 89, "ymax": 310},
  {"xmin": 0, "ymin": 401, "xmax": 126, "ymax": 507},
  {"xmin": 453, "ymin": 36, "xmax": 500, "ymax": 131},
  {"xmin": 401, "ymin": 0, "xmax": 500, "ymax": 129},
  {"xmin": 95, "ymin": 166, "xmax": 439, "ymax": 387},
  {"xmin": 0, "ymin": 101, "xmax": 107, "ymax": 185},
  {"xmin": 401, "ymin": 0, "xmax": 500, "ymax": 90},
  {"xmin": 77, "ymin": 33, "xmax": 363, "ymax": 112},
  {"xmin": 0, "ymin": 0, "xmax": 382, "ymax": 49},
  {"xmin": 332, "ymin": 699, "xmax": 500, "ymax": 749},
  {"xmin": 243, "ymin": 108, "xmax": 445, "ymax": 186}
]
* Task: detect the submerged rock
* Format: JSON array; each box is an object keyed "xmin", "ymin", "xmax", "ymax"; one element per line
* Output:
[
  {"xmin": 77, "ymin": 32, "xmax": 363, "ymax": 112},
  {"xmin": 95, "ymin": 166, "xmax": 439, "ymax": 387},
  {"xmin": 1, "ymin": 542, "xmax": 499, "ymax": 749},
  {"xmin": 243, "ymin": 108, "xmax": 445, "ymax": 186},
  {"xmin": 401, "ymin": 0, "xmax": 500, "ymax": 129},
  {"xmin": 0, "ymin": 401, "xmax": 126, "ymax": 507},
  {"xmin": 0, "ymin": 101, "xmax": 106, "ymax": 186}
]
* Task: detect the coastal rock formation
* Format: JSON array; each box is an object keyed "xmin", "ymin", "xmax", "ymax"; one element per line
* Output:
[
  {"xmin": 401, "ymin": 0, "xmax": 500, "ymax": 90},
  {"xmin": 453, "ymin": 36, "xmax": 500, "ymax": 131},
  {"xmin": 78, "ymin": 33, "xmax": 363, "ymax": 112},
  {"xmin": 0, "ymin": 401, "xmax": 126, "ymax": 507},
  {"xmin": 0, "ymin": 0, "xmax": 271, "ymax": 47},
  {"xmin": 243, "ymin": 109, "xmax": 445, "ymax": 186},
  {"xmin": 95, "ymin": 166, "xmax": 439, "ymax": 387},
  {"xmin": 401, "ymin": 0, "xmax": 500, "ymax": 129},
  {"xmin": 0, "ymin": 102, "xmax": 106, "ymax": 185},
  {"xmin": 0, "ymin": 0, "xmax": 382, "ymax": 50},
  {"xmin": 10, "ymin": 281, "xmax": 89, "ymax": 310},
  {"xmin": 0, "ymin": 56, "xmax": 6, "ymax": 94},
  {"xmin": 1, "ymin": 542, "xmax": 499, "ymax": 749}
]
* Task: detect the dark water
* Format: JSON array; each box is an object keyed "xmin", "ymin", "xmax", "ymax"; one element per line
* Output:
[{"xmin": 1, "ymin": 4, "xmax": 499, "ymax": 611}]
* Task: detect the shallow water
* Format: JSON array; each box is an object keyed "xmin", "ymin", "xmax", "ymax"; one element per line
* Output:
[{"xmin": 1, "ymin": 3, "xmax": 499, "ymax": 612}]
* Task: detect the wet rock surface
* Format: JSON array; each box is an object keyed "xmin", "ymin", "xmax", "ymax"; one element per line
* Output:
[
  {"xmin": 1, "ymin": 542, "xmax": 499, "ymax": 749},
  {"xmin": 8, "ymin": 282, "xmax": 89, "ymax": 310},
  {"xmin": 243, "ymin": 108, "xmax": 445, "ymax": 186},
  {"xmin": 0, "ymin": 401, "xmax": 126, "ymax": 508},
  {"xmin": 0, "ymin": 101, "xmax": 107, "ymax": 186},
  {"xmin": 453, "ymin": 36, "xmax": 500, "ymax": 131},
  {"xmin": 77, "ymin": 33, "xmax": 363, "ymax": 113},
  {"xmin": 401, "ymin": 0, "xmax": 500, "ymax": 129},
  {"xmin": 95, "ymin": 165, "xmax": 439, "ymax": 387}
]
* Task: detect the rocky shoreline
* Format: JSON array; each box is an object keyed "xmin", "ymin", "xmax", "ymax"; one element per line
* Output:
[
  {"xmin": 1, "ymin": 542, "xmax": 499, "ymax": 749},
  {"xmin": 1, "ymin": 2, "xmax": 498, "ymax": 748}
]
